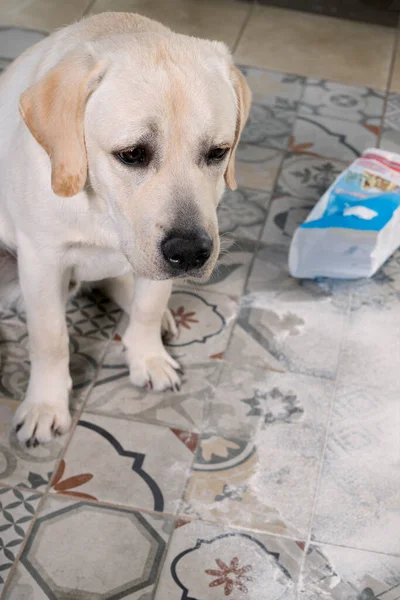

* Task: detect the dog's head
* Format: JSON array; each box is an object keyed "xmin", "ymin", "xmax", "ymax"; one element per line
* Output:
[{"xmin": 19, "ymin": 31, "xmax": 251, "ymax": 280}]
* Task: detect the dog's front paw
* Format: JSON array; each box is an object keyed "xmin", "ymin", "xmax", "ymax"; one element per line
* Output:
[
  {"xmin": 127, "ymin": 346, "xmax": 182, "ymax": 392},
  {"xmin": 13, "ymin": 396, "xmax": 72, "ymax": 446}
]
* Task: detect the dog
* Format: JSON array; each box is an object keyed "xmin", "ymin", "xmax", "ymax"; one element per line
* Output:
[{"xmin": 0, "ymin": 12, "xmax": 251, "ymax": 446}]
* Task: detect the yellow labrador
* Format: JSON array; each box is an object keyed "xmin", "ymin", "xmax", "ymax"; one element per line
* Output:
[{"xmin": 0, "ymin": 12, "xmax": 251, "ymax": 445}]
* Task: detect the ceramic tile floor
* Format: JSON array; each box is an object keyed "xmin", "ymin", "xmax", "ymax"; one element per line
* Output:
[{"xmin": 1, "ymin": 2, "xmax": 400, "ymax": 599}]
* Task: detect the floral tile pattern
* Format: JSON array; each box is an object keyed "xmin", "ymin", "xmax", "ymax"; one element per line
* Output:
[
  {"xmin": 182, "ymin": 367, "xmax": 333, "ymax": 538},
  {"xmin": 299, "ymin": 543, "xmax": 400, "ymax": 600},
  {"xmin": 299, "ymin": 79, "xmax": 384, "ymax": 125},
  {"xmin": 290, "ymin": 115, "xmax": 377, "ymax": 161},
  {"xmin": 0, "ymin": 486, "xmax": 41, "ymax": 595},
  {"xmin": 288, "ymin": 80, "xmax": 383, "ymax": 161},
  {"xmin": 4, "ymin": 494, "xmax": 172, "ymax": 600},
  {"xmin": 275, "ymin": 153, "xmax": 348, "ymax": 201},
  {"xmin": 204, "ymin": 363, "xmax": 333, "ymax": 439},
  {"xmin": 166, "ymin": 289, "xmax": 239, "ymax": 365},
  {"xmin": 56, "ymin": 413, "xmax": 196, "ymax": 514},
  {"xmin": 154, "ymin": 520, "xmax": 303, "ymax": 600}
]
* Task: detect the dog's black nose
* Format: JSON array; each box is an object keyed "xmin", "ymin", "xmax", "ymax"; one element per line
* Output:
[{"xmin": 162, "ymin": 232, "xmax": 213, "ymax": 272}]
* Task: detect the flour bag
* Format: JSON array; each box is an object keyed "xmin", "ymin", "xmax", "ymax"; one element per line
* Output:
[{"xmin": 289, "ymin": 149, "xmax": 400, "ymax": 279}]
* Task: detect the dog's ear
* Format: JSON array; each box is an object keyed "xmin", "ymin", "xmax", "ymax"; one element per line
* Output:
[
  {"xmin": 19, "ymin": 51, "xmax": 107, "ymax": 197},
  {"xmin": 224, "ymin": 66, "xmax": 252, "ymax": 191}
]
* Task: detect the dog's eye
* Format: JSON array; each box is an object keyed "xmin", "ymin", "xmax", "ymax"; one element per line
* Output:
[
  {"xmin": 116, "ymin": 147, "xmax": 148, "ymax": 166},
  {"xmin": 207, "ymin": 147, "xmax": 229, "ymax": 163}
]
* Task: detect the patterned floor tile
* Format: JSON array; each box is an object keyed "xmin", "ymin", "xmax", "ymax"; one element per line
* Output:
[
  {"xmin": 290, "ymin": 115, "xmax": 377, "ymax": 162},
  {"xmin": 240, "ymin": 100, "xmax": 296, "ymax": 151},
  {"xmin": 235, "ymin": 144, "xmax": 284, "ymax": 192},
  {"xmin": 165, "ymin": 289, "xmax": 239, "ymax": 365},
  {"xmin": 154, "ymin": 519, "xmax": 303, "ymax": 600},
  {"xmin": 0, "ymin": 396, "xmax": 71, "ymax": 490},
  {"xmin": 57, "ymin": 413, "xmax": 196, "ymax": 514},
  {"xmin": 312, "ymin": 382, "xmax": 400, "ymax": 556},
  {"xmin": 204, "ymin": 362, "xmax": 333, "ymax": 439},
  {"xmin": 0, "ymin": 486, "xmax": 41, "ymax": 595},
  {"xmin": 299, "ymin": 543, "xmax": 400, "ymax": 600},
  {"xmin": 188, "ymin": 236, "xmax": 258, "ymax": 297},
  {"xmin": 299, "ymin": 79, "xmax": 384, "ymax": 125},
  {"xmin": 66, "ymin": 289, "xmax": 122, "ymax": 340},
  {"xmin": 4, "ymin": 494, "xmax": 172, "ymax": 600},
  {"xmin": 243, "ymin": 244, "xmax": 350, "ymax": 379},
  {"xmin": 224, "ymin": 322, "xmax": 286, "ymax": 373},
  {"xmin": 239, "ymin": 67, "xmax": 305, "ymax": 109},
  {"xmin": 0, "ymin": 321, "xmax": 108, "ymax": 408},
  {"xmin": 85, "ymin": 340, "xmax": 220, "ymax": 431},
  {"xmin": 182, "ymin": 368, "xmax": 332, "ymax": 538},
  {"xmin": 275, "ymin": 153, "xmax": 348, "ymax": 202},
  {"xmin": 337, "ymin": 291, "xmax": 400, "ymax": 393},
  {"xmin": 261, "ymin": 193, "xmax": 315, "ymax": 248},
  {"xmin": 217, "ymin": 186, "xmax": 271, "ymax": 241},
  {"xmin": 238, "ymin": 67, "xmax": 305, "ymax": 150}
]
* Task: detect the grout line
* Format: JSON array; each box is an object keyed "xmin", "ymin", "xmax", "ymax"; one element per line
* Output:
[
  {"xmin": 43, "ymin": 488, "xmax": 307, "ymax": 546},
  {"xmin": 378, "ymin": 20, "xmax": 400, "ymax": 147},
  {"xmin": 295, "ymin": 291, "xmax": 353, "ymax": 599},
  {"xmin": 304, "ymin": 538, "xmax": 400, "ymax": 560},
  {"xmin": 0, "ymin": 481, "xmax": 46, "ymax": 495},
  {"xmin": 232, "ymin": 0, "xmax": 255, "ymax": 55}
]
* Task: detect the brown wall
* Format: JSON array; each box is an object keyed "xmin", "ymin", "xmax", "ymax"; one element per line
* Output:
[{"xmin": 253, "ymin": 0, "xmax": 398, "ymax": 27}]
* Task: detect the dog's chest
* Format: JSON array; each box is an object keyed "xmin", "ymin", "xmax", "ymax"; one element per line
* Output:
[{"xmin": 68, "ymin": 246, "xmax": 131, "ymax": 282}]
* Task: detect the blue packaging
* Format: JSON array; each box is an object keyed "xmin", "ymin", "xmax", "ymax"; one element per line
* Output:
[{"xmin": 289, "ymin": 149, "xmax": 400, "ymax": 279}]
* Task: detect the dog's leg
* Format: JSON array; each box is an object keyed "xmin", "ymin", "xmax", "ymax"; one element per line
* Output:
[
  {"xmin": 101, "ymin": 273, "xmax": 178, "ymax": 340},
  {"xmin": 100, "ymin": 273, "xmax": 134, "ymax": 315},
  {"xmin": 12, "ymin": 245, "xmax": 72, "ymax": 445},
  {"xmin": 123, "ymin": 278, "xmax": 181, "ymax": 392}
]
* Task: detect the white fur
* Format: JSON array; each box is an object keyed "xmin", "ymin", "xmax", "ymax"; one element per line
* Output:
[{"xmin": 0, "ymin": 12, "xmax": 247, "ymax": 445}]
